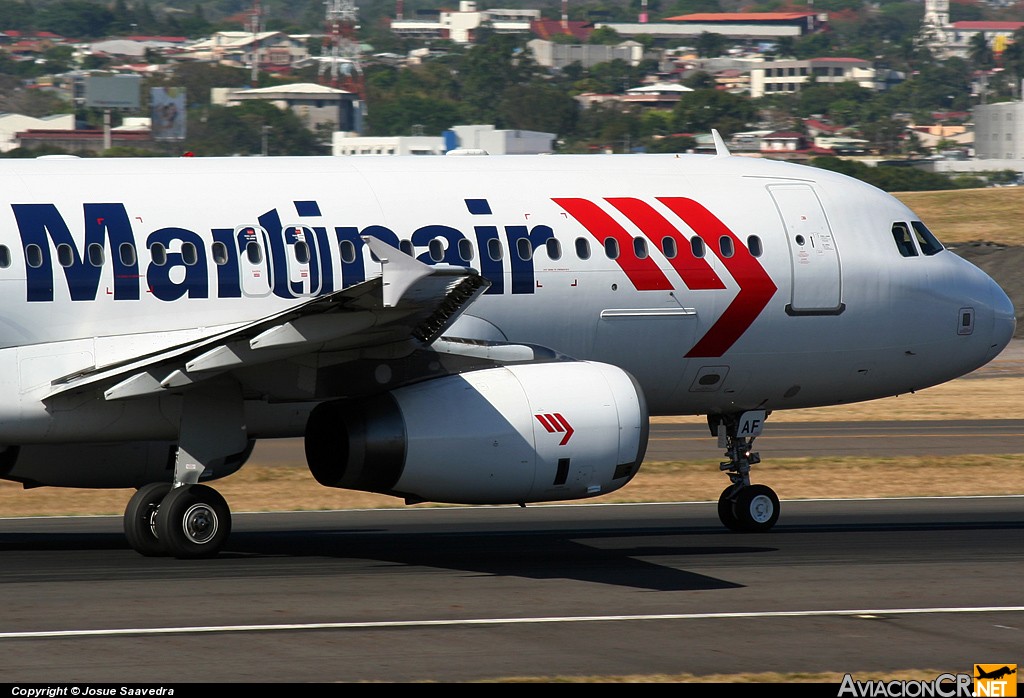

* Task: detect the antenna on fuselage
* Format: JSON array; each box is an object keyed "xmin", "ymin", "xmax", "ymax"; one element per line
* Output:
[{"xmin": 711, "ymin": 129, "xmax": 731, "ymax": 158}]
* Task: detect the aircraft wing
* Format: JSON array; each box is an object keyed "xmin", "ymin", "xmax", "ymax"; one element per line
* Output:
[{"xmin": 45, "ymin": 239, "xmax": 491, "ymax": 404}]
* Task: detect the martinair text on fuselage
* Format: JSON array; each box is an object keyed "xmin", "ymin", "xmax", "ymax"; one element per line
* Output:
[{"xmin": 14, "ymin": 197, "xmax": 565, "ymax": 302}]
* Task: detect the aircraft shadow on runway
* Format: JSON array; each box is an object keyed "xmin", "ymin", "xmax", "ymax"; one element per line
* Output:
[
  {"xmin": 0, "ymin": 525, "xmax": 770, "ymax": 591},
  {"xmin": 2, "ymin": 516, "xmax": 1021, "ymax": 590}
]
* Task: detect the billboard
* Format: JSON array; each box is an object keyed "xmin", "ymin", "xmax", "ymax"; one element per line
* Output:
[
  {"xmin": 84, "ymin": 74, "xmax": 141, "ymax": 109},
  {"xmin": 150, "ymin": 87, "xmax": 186, "ymax": 141}
]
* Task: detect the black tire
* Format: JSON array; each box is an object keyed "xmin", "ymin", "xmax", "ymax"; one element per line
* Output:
[
  {"xmin": 733, "ymin": 484, "xmax": 780, "ymax": 533},
  {"xmin": 155, "ymin": 484, "xmax": 231, "ymax": 559},
  {"xmin": 717, "ymin": 486, "xmax": 744, "ymax": 532},
  {"xmin": 124, "ymin": 482, "xmax": 172, "ymax": 557}
]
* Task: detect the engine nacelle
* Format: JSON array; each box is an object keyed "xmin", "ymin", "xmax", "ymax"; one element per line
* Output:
[
  {"xmin": 305, "ymin": 361, "xmax": 649, "ymax": 505},
  {"xmin": 0, "ymin": 440, "xmax": 254, "ymax": 489}
]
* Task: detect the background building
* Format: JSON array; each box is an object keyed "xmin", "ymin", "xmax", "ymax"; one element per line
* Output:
[
  {"xmin": 749, "ymin": 58, "xmax": 903, "ymax": 98},
  {"xmin": 528, "ymin": 39, "xmax": 647, "ymax": 69},
  {"xmin": 597, "ymin": 11, "xmax": 827, "ymax": 42},
  {"xmin": 333, "ymin": 124, "xmax": 555, "ymax": 156},
  {"xmin": 0, "ymin": 113, "xmax": 75, "ymax": 152},
  {"xmin": 220, "ymin": 82, "xmax": 364, "ymax": 133},
  {"xmin": 390, "ymin": 2, "xmax": 539, "ymax": 44},
  {"xmin": 974, "ymin": 102, "xmax": 1024, "ymax": 159}
]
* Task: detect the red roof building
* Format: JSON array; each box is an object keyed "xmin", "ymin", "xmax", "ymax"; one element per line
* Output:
[{"xmin": 530, "ymin": 19, "xmax": 593, "ymax": 42}]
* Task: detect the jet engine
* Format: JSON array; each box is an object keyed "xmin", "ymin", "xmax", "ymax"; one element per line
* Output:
[{"xmin": 304, "ymin": 361, "xmax": 648, "ymax": 505}]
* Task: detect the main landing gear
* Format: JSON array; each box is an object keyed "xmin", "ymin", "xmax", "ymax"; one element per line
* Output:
[
  {"xmin": 710, "ymin": 410, "xmax": 780, "ymax": 533},
  {"xmin": 124, "ymin": 482, "xmax": 231, "ymax": 558},
  {"xmin": 123, "ymin": 381, "xmax": 244, "ymax": 558}
]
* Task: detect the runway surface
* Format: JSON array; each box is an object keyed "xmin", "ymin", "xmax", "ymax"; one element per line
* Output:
[
  {"xmin": 1, "ymin": 496, "xmax": 1022, "ymax": 683},
  {"xmin": 645, "ymin": 419, "xmax": 1024, "ymax": 459}
]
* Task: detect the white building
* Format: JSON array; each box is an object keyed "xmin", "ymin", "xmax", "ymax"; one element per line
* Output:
[
  {"xmin": 183, "ymin": 31, "xmax": 309, "ymax": 70},
  {"xmin": 944, "ymin": 21, "xmax": 1024, "ymax": 58},
  {"xmin": 749, "ymin": 58, "xmax": 903, "ymax": 98},
  {"xmin": 449, "ymin": 125, "xmax": 554, "ymax": 155},
  {"xmin": 333, "ymin": 134, "xmax": 447, "ymax": 156},
  {"xmin": 0, "ymin": 113, "xmax": 75, "ymax": 152},
  {"xmin": 597, "ymin": 11, "xmax": 827, "ymax": 42},
  {"xmin": 974, "ymin": 102, "xmax": 1024, "ymax": 159},
  {"xmin": 391, "ymin": 2, "xmax": 539, "ymax": 44},
  {"xmin": 221, "ymin": 82, "xmax": 363, "ymax": 133},
  {"xmin": 332, "ymin": 124, "xmax": 555, "ymax": 156},
  {"xmin": 528, "ymin": 39, "xmax": 648, "ymax": 69},
  {"xmin": 919, "ymin": 0, "xmax": 1024, "ymax": 58}
]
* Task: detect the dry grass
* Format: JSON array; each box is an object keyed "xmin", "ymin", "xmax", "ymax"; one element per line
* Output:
[
  {"xmin": 659, "ymin": 376, "xmax": 1024, "ymax": 423},
  {"xmin": 893, "ymin": 188, "xmax": 1024, "ymax": 246},
  {"xmin": 487, "ymin": 670, "xmax": 956, "ymax": 683},
  {"xmin": 3, "ymin": 447, "xmax": 1022, "ymax": 519}
]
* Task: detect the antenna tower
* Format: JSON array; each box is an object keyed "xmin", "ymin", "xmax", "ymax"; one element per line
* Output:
[
  {"xmin": 249, "ymin": 0, "xmax": 263, "ymax": 83},
  {"xmin": 320, "ymin": 0, "xmax": 364, "ymax": 97}
]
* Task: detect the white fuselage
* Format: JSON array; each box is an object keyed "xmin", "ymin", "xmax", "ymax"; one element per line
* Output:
[{"xmin": 0, "ymin": 153, "xmax": 1014, "ymax": 444}]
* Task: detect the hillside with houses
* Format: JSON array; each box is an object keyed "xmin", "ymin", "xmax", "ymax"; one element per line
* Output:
[{"xmin": 0, "ymin": 0, "xmax": 1019, "ymax": 189}]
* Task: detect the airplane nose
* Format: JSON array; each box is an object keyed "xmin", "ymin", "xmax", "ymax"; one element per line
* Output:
[{"xmin": 989, "ymin": 277, "xmax": 1017, "ymax": 354}]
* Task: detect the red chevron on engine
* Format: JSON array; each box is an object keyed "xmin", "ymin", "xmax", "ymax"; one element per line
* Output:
[{"xmin": 535, "ymin": 413, "xmax": 574, "ymax": 446}]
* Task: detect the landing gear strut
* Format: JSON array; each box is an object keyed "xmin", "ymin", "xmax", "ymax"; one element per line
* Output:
[
  {"xmin": 710, "ymin": 410, "xmax": 780, "ymax": 532},
  {"xmin": 123, "ymin": 380, "xmax": 245, "ymax": 558}
]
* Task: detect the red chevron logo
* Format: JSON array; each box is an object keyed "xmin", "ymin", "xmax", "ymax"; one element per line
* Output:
[
  {"xmin": 553, "ymin": 196, "xmax": 777, "ymax": 358},
  {"xmin": 535, "ymin": 413, "xmax": 574, "ymax": 446}
]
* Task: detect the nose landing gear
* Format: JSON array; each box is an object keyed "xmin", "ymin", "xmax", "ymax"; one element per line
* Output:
[{"xmin": 710, "ymin": 410, "xmax": 780, "ymax": 532}]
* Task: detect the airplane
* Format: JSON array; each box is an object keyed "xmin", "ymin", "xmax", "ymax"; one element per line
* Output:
[
  {"xmin": 975, "ymin": 666, "xmax": 1017, "ymax": 681},
  {"xmin": 0, "ymin": 132, "xmax": 1014, "ymax": 558}
]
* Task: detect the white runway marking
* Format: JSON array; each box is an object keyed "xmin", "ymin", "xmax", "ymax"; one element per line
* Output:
[{"xmin": 2, "ymin": 606, "xmax": 1022, "ymax": 640}]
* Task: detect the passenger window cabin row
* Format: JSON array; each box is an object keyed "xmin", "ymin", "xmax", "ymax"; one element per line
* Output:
[{"xmin": 3, "ymin": 233, "xmax": 766, "ymax": 270}]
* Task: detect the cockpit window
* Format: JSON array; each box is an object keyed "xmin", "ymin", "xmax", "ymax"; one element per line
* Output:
[
  {"xmin": 891, "ymin": 222, "xmax": 918, "ymax": 257},
  {"xmin": 911, "ymin": 221, "xmax": 944, "ymax": 256}
]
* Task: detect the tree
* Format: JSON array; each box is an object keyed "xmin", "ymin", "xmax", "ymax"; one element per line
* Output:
[
  {"xmin": 147, "ymin": 63, "xmax": 251, "ymax": 108},
  {"xmin": 497, "ymin": 83, "xmax": 579, "ymax": 136},
  {"xmin": 969, "ymin": 33, "xmax": 994, "ymax": 71},
  {"xmin": 859, "ymin": 116, "xmax": 906, "ymax": 156},
  {"xmin": 363, "ymin": 94, "xmax": 462, "ymax": 136},
  {"xmin": 797, "ymin": 82, "xmax": 872, "ymax": 121},
  {"xmin": 0, "ymin": 78, "xmax": 70, "ymax": 117},
  {"xmin": 176, "ymin": 5, "xmax": 214, "ymax": 37},
  {"xmin": 645, "ymin": 134, "xmax": 697, "ymax": 153},
  {"xmin": 682, "ymin": 71, "xmax": 715, "ymax": 90},
  {"xmin": 40, "ymin": 45, "xmax": 75, "ymax": 74},
  {"xmin": 885, "ymin": 59, "xmax": 973, "ymax": 114},
  {"xmin": 184, "ymin": 101, "xmax": 323, "ymax": 156},
  {"xmin": 1000, "ymin": 29, "xmax": 1024, "ymax": 82},
  {"xmin": 585, "ymin": 58, "xmax": 643, "ymax": 94},
  {"xmin": 695, "ymin": 32, "xmax": 727, "ymax": 59},
  {"xmin": 672, "ymin": 89, "xmax": 756, "ymax": 136},
  {"xmin": 772, "ymin": 37, "xmax": 796, "ymax": 60},
  {"xmin": 0, "ymin": 0, "xmax": 35, "ymax": 30},
  {"xmin": 569, "ymin": 102, "xmax": 641, "ymax": 153},
  {"xmin": 588, "ymin": 26, "xmax": 622, "ymax": 45},
  {"xmin": 458, "ymin": 34, "xmax": 539, "ymax": 124},
  {"xmin": 35, "ymin": 1, "xmax": 116, "ymax": 38}
]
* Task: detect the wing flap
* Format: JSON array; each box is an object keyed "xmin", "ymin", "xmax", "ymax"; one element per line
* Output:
[{"xmin": 46, "ymin": 244, "xmax": 489, "ymax": 403}]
